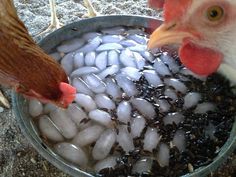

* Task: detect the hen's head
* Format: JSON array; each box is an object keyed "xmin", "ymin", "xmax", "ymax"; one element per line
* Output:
[
  {"xmin": 148, "ymin": 0, "xmax": 236, "ymax": 80},
  {"xmin": 17, "ymin": 77, "xmax": 76, "ymax": 109}
]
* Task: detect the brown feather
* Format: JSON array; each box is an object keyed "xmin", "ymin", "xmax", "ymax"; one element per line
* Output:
[{"xmin": 0, "ymin": 0, "xmax": 68, "ymax": 103}]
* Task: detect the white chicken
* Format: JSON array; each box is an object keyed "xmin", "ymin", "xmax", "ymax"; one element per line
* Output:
[{"xmin": 148, "ymin": 0, "xmax": 236, "ymax": 84}]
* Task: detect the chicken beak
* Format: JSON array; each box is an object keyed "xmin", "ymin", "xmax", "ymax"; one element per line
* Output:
[{"xmin": 148, "ymin": 23, "xmax": 196, "ymax": 49}]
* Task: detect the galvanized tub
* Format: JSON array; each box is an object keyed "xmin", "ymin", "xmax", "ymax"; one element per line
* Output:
[{"xmin": 12, "ymin": 15, "xmax": 236, "ymax": 177}]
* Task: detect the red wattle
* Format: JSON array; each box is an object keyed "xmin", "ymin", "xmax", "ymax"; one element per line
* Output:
[
  {"xmin": 59, "ymin": 82, "xmax": 76, "ymax": 107},
  {"xmin": 179, "ymin": 41, "xmax": 223, "ymax": 76}
]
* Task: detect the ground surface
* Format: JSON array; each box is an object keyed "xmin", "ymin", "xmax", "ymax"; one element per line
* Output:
[{"xmin": 0, "ymin": 0, "xmax": 235, "ymax": 177}]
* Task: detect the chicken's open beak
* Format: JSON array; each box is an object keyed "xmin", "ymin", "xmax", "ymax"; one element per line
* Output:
[{"xmin": 148, "ymin": 23, "xmax": 197, "ymax": 49}]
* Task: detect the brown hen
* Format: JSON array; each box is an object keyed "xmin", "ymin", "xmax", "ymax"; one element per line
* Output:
[{"xmin": 0, "ymin": 0, "xmax": 76, "ymax": 108}]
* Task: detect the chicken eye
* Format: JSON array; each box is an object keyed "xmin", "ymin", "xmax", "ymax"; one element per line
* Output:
[{"xmin": 206, "ymin": 6, "xmax": 224, "ymax": 22}]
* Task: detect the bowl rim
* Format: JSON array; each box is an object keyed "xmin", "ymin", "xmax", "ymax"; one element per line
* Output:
[{"xmin": 12, "ymin": 15, "xmax": 236, "ymax": 177}]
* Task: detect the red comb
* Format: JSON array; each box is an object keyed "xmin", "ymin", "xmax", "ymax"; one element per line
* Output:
[
  {"xmin": 148, "ymin": 0, "xmax": 165, "ymax": 9},
  {"xmin": 147, "ymin": 19, "xmax": 163, "ymax": 34},
  {"xmin": 59, "ymin": 82, "xmax": 76, "ymax": 108},
  {"xmin": 164, "ymin": 0, "xmax": 192, "ymax": 23}
]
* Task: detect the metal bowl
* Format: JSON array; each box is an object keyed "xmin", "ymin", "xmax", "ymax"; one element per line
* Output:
[{"xmin": 12, "ymin": 15, "xmax": 236, "ymax": 177}]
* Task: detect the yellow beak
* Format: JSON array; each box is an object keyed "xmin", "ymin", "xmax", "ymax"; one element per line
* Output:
[{"xmin": 148, "ymin": 24, "xmax": 196, "ymax": 49}]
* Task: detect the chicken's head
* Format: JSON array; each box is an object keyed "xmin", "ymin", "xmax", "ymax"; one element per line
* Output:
[
  {"xmin": 148, "ymin": 0, "xmax": 236, "ymax": 81},
  {"xmin": 16, "ymin": 75, "xmax": 76, "ymax": 109}
]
